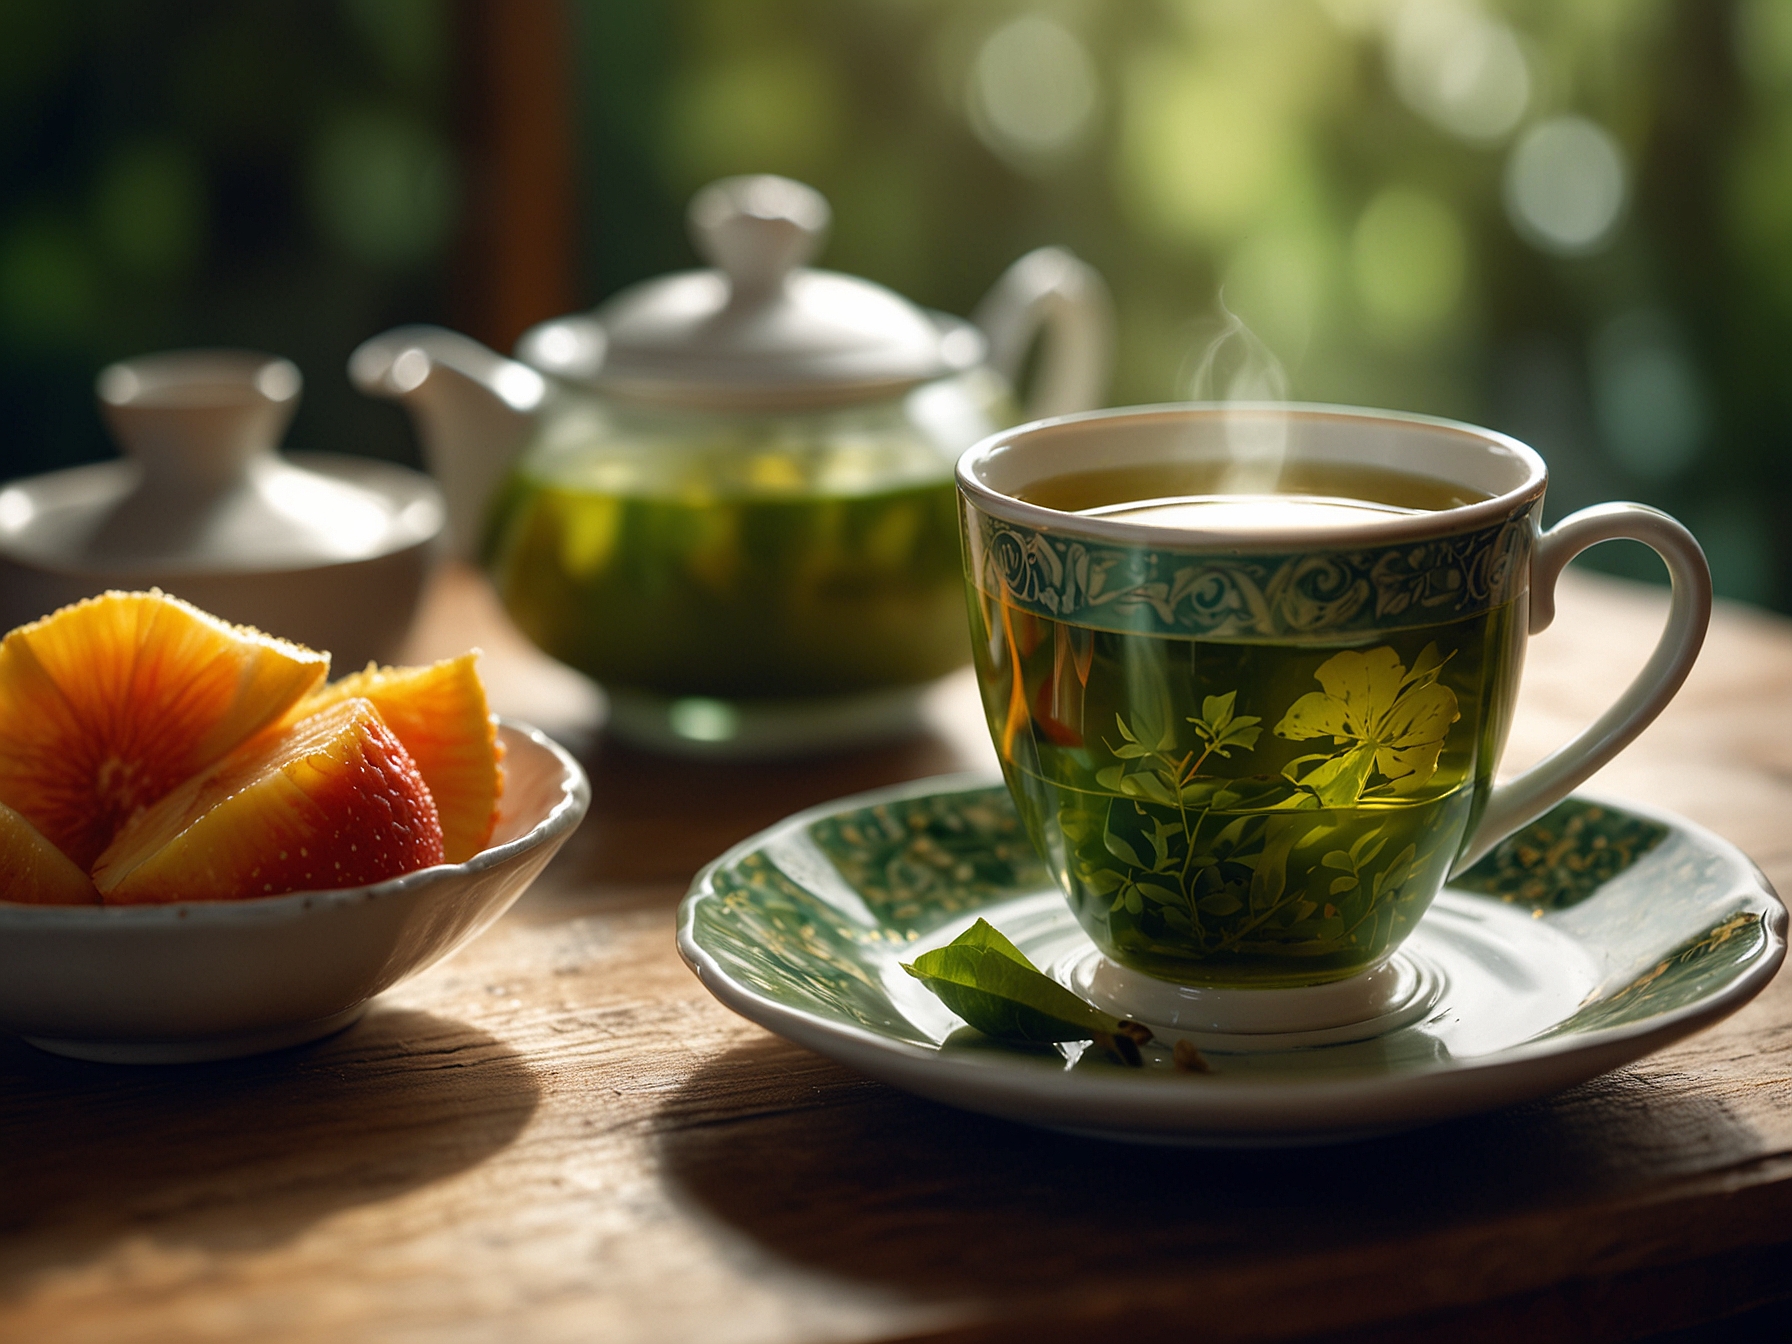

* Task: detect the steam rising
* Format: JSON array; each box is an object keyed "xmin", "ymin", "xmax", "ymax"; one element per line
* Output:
[{"xmin": 1182, "ymin": 300, "xmax": 1291, "ymax": 495}]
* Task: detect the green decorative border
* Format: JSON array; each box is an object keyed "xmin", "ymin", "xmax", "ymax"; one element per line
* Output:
[
  {"xmin": 1452, "ymin": 798, "xmax": 1670, "ymax": 910},
  {"xmin": 1539, "ymin": 912, "xmax": 1766, "ymax": 1038},
  {"xmin": 962, "ymin": 502, "xmax": 1535, "ymax": 641},
  {"xmin": 807, "ymin": 788, "xmax": 1048, "ymax": 936},
  {"xmin": 694, "ymin": 851, "xmax": 926, "ymax": 1044}
]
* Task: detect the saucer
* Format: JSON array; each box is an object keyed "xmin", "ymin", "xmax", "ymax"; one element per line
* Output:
[
  {"xmin": 678, "ymin": 776, "xmax": 1785, "ymax": 1145},
  {"xmin": 0, "ymin": 720, "xmax": 589, "ymax": 1064}
]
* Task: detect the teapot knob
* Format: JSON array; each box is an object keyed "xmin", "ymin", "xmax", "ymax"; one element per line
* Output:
[
  {"xmin": 96, "ymin": 351, "xmax": 300, "ymax": 494},
  {"xmin": 688, "ymin": 175, "xmax": 830, "ymax": 297}
]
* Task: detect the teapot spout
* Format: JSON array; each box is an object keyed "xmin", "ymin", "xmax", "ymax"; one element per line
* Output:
[{"xmin": 349, "ymin": 326, "xmax": 547, "ymax": 560}]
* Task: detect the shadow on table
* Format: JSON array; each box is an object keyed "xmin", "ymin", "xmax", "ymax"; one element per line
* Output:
[
  {"xmin": 0, "ymin": 1006, "xmax": 540, "ymax": 1283},
  {"xmin": 654, "ymin": 1038, "xmax": 1764, "ymax": 1308}
]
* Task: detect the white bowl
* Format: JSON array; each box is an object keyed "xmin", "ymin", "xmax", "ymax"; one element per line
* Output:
[{"xmin": 0, "ymin": 721, "xmax": 588, "ymax": 1063}]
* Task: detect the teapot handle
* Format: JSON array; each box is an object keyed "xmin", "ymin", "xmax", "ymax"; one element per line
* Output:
[
  {"xmin": 972, "ymin": 247, "xmax": 1114, "ymax": 419},
  {"xmin": 349, "ymin": 327, "xmax": 548, "ymax": 561}
]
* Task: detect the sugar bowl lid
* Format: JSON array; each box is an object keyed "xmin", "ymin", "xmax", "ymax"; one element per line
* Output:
[
  {"xmin": 515, "ymin": 175, "xmax": 984, "ymax": 409},
  {"xmin": 0, "ymin": 350, "xmax": 441, "ymax": 576}
]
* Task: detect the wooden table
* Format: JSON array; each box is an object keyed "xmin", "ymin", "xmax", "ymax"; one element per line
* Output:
[{"xmin": 5, "ymin": 564, "xmax": 1792, "ymax": 1343}]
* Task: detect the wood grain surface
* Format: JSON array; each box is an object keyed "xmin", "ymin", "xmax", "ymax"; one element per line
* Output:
[{"xmin": 3, "ymin": 564, "xmax": 1791, "ymax": 1344}]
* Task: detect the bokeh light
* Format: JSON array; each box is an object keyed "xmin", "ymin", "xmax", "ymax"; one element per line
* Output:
[
  {"xmin": 1735, "ymin": 0, "xmax": 1792, "ymax": 95},
  {"xmin": 1389, "ymin": 0, "xmax": 1530, "ymax": 143},
  {"xmin": 2, "ymin": 0, "xmax": 1791, "ymax": 609},
  {"xmin": 92, "ymin": 142, "xmax": 206, "ymax": 281},
  {"xmin": 0, "ymin": 220, "xmax": 96, "ymax": 348},
  {"xmin": 967, "ymin": 13, "xmax": 1099, "ymax": 172},
  {"xmin": 663, "ymin": 44, "xmax": 842, "ymax": 189},
  {"xmin": 1222, "ymin": 223, "xmax": 1334, "ymax": 366},
  {"xmin": 1503, "ymin": 115, "xmax": 1628, "ymax": 256},
  {"xmin": 1590, "ymin": 310, "xmax": 1706, "ymax": 482},
  {"xmin": 1120, "ymin": 53, "xmax": 1302, "ymax": 245},
  {"xmin": 1685, "ymin": 497, "xmax": 1774, "ymax": 607},
  {"xmin": 308, "ymin": 110, "xmax": 457, "ymax": 270},
  {"xmin": 1351, "ymin": 187, "xmax": 1467, "ymax": 339}
]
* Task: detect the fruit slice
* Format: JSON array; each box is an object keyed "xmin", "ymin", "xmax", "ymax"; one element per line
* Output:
[
  {"xmin": 0, "ymin": 591, "xmax": 329, "ymax": 869},
  {"xmin": 92, "ymin": 697, "xmax": 444, "ymax": 904},
  {"xmin": 0, "ymin": 802, "xmax": 99, "ymax": 905},
  {"xmin": 303, "ymin": 653, "xmax": 501, "ymax": 862}
]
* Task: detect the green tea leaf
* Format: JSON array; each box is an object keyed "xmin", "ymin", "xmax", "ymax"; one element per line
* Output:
[
  {"xmin": 1213, "ymin": 815, "xmax": 1251, "ymax": 851},
  {"xmin": 1191, "ymin": 691, "xmax": 1263, "ymax": 757},
  {"xmin": 1249, "ymin": 820, "xmax": 1300, "ymax": 911},
  {"xmin": 1215, "ymin": 719, "xmax": 1262, "ymax": 753},
  {"xmin": 1213, "ymin": 776, "xmax": 1295, "ymax": 810},
  {"xmin": 1179, "ymin": 777, "xmax": 1227, "ymax": 808},
  {"xmin": 1103, "ymin": 830, "xmax": 1145, "ymax": 867},
  {"xmin": 1083, "ymin": 867, "xmax": 1125, "ymax": 895},
  {"xmin": 1286, "ymin": 743, "xmax": 1377, "ymax": 808},
  {"xmin": 1121, "ymin": 771, "xmax": 1175, "ymax": 805},
  {"xmin": 1201, "ymin": 691, "xmax": 1237, "ymax": 728},
  {"xmin": 901, "ymin": 919, "xmax": 1152, "ymax": 1064}
]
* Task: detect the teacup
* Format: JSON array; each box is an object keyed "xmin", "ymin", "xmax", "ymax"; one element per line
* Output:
[{"xmin": 957, "ymin": 404, "xmax": 1710, "ymax": 1003}]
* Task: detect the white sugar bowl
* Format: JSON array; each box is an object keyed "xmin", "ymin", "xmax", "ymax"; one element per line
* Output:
[{"xmin": 0, "ymin": 349, "xmax": 443, "ymax": 665}]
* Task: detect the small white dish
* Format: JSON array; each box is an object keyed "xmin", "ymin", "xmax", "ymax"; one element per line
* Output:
[
  {"xmin": 678, "ymin": 775, "xmax": 1786, "ymax": 1145},
  {"xmin": 0, "ymin": 721, "xmax": 588, "ymax": 1064}
]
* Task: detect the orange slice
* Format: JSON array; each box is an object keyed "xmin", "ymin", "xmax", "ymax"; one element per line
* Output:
[
  {"xmin": 0, "ymin": 591, "xmax": 329, "ymax": 869},
  {"xmin": 303, "ymin": 653, "xmax": 501, "ymax": 863},
  {"xmin": 0, "ymin": 801, "xmax": 99, "ymax": 905},
  {"xmin": 93, "ymin": 697, "xmax": 444, "ymax": 904}
]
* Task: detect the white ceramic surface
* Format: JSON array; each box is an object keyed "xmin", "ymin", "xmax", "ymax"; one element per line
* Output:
[
  {"xmin": 0, "ymin": 350, "xmax": 444, "ymax": 669},
  {"xmin": 0, "ymin": 721, "xmax": 588, "ymax": 1064},
  {"xmin": 679, "ymin": 775, "xmax": 1786, "ymax": 1146}
]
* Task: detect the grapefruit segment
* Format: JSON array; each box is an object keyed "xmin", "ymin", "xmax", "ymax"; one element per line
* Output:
[
  {"xmin": 0, "ymin": 591, "xmax": 329, "ymax": 869},
  {"xmin": 92, "ymin": 697, "xmax": 444, "ymax": 904},
  {"xmin": 303, "ymin": 653, "xmax": 501, "ymax": 862},
  {"xmin": 0, "ymin": 802, "xmax": 99, "ymax": 905}
]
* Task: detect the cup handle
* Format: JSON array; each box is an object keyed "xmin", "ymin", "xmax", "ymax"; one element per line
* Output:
[{"xmin": 1450, "ymin": 502, "xmax": 1712, "ymax": 875}]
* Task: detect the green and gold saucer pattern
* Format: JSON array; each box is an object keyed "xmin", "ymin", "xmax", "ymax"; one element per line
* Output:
[{"xmin": 678, "ymin": 778, "xmax": 1785, "ymax": 1145}]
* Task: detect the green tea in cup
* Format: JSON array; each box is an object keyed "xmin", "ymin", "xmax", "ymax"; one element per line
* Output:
[{"xmin": 957, "ymin": 405, "xmax": 1711, "ymax": 992}]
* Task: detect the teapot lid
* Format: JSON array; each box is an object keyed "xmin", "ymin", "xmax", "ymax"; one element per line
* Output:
[{"xmin": 516, "ymin": 176, "xmax": 984, "ymax": 409}]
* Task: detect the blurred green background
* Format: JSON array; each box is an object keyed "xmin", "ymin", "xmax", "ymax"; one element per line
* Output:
[{"xmin": 3, "ymin": 0, "xmax": 1790, "ymax": 604}]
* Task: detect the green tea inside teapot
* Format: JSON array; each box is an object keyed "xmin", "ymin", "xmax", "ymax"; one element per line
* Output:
[{"xmin": 353, "ymin": 175, "xmax": 1111, "ymax": 754}]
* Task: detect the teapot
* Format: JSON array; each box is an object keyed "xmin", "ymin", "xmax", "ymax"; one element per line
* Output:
[{"xmin": 350, "ymin": 175, "xmax": 1111, "ymax": 754}]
